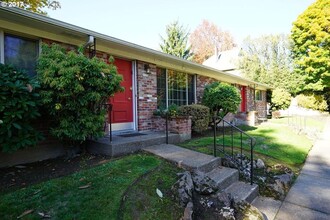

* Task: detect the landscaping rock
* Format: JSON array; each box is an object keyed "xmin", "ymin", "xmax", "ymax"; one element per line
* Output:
[
  {"xmin": 233, "ymin": 200, "xmax": 264, "ymax": 220},
  {"xmin": 256, "ymin": 159, "xmax": 265, "ymax": 169},
  {"xmin": 192, "ymin": 171, "xmax": 217, "ymax": 195},
  {"xmin": 216, "ymin": 191, "xmax": 232, "ymax": 207},
  {"xmin": 182, "ymin": 202, "xmax": 193, "ymax": 220},
  {"xmin": 172, "ymin": 171, "xmax": 194, "ymax": 207},
  {"xmin": 274, "ymin": 173, "xmax": 294, "ymax": 191},
  {"xmin": 219, "ymin": 206, "xmax": 235, "ymax": 220}
]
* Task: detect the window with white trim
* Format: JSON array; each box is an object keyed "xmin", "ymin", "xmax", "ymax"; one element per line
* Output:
[
  {"xmin": 157, "ymin": 68, "xmax": 196, "ymax": 108},
  {"xmin": 255, "ymin": 90, "xmax": 263, "ymax": 101},
  {"xmin": 3, "ymin": 34, "xmax": 39, "ymax": 77}
]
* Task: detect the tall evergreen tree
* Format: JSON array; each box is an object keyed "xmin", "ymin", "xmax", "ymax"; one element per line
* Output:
[
  {"xmin": 291, "ymin": 0, "xmax": 330, "ymax": 92},
  {"xmin": 160, "ymin": 20, "xmax": 194, "ymax": 60}
]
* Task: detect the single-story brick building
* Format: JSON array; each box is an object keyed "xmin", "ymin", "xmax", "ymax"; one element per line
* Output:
[{"xmin": 0, "ymin": 7, "xmax": 270, "ymax": 166}]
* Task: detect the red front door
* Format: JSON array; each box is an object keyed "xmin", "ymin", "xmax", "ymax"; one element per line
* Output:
[
  {"xmin": 109, "ymin": 59, "xmax": 133, "ymax": 126},
  {"xmin": 240, "ymin": 86, "xmax": 247, "ymax": 112}
]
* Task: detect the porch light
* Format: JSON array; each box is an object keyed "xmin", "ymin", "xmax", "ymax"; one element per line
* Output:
[{"xmin": 144, "ymin": 64, "xmax": 151, "ymax": 74}]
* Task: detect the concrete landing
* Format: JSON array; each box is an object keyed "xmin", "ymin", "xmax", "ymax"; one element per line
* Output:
[
  {"xmin": 143, "ymin": 144, "xmax": 221, "ymax": 172},
  {"xmin": 252, "ymin": 197, "xmax": 282, "ymax": 220},
  {"xmin": 87, "ymin": 131, "xmax": 181, "ymax": 157}
]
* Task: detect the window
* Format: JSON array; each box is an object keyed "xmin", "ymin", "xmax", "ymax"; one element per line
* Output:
[
  {"xmin": 255, "ymin": 90, "xmax": 262, "ymax": 101},
  {"xmin": 4, "ymin": 34, "xmax": 39, "ymax": 77},
  {"xmin": 156, "ymin": 68, "xmax": 195, "ymax": 108}
]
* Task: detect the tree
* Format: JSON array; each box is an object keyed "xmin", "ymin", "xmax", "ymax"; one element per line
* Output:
[
  {"xmin": 2, "ymin": 0, "xmax": 60, "ymax": 14},
  {"xmin": 160, "ymin": 20, "xmax": 193, "ymax": 60},
  {"xmin": 271, "ymin": 88, "xmax": 292, "ymax": 110},
  {"xmin": 202, "ymin": 82, "xmax": 241, "ymax": 118},
  {"xmin": 190, "ymin": 20, "xmax": 236, "ymax": 64},
  {"xmin": 37, "ymin": 43, "xmax": 122, "ymax": 149},
  {"xmin": 291, "ymin": 0, "xmax": 330, "ymax": 92},
  {"xmin": 239, "ymin": 34, "xmax": 302, "ymax": 95}
]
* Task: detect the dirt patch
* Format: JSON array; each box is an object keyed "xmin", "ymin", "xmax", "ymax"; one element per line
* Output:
[{"xmin": 0, "ymin": 153, "xmax": 113, "ymax": 193}]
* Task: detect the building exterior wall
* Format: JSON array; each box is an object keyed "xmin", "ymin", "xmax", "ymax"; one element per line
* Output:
[
  {"xmin": 196, "ymin": 75, "xmax": 217, "ymax": 103},
  {"xmin": 136, "ymin": 61, "xmax": 158, "ymax": 131}
]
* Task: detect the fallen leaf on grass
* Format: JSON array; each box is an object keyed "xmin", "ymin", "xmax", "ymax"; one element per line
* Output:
[
  {"xmin": 156, "ymin": 188, "xmax": 163, "ymax": 198},
  {"xmin": 38, "ymin": 212, "xmax": 51, "ymax": 218},
  {"xmin": 33, "ymin": 189, "xmax": 41, "ymax": 195},
  {"xmin": 127, "ymin": 170, "xmax": 132, "ymax": 173},
  {"xmin": 79, "ymin": 183, "xmax": 91, "ymax": 189},
  {"xmin": 17, "ymin": 209, "xmax": 33, "ymax": 219}
]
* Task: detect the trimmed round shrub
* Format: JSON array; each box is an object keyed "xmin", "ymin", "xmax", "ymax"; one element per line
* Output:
[
  {"xmin": 179, "ymin": 104, "xmax": 210, "ymax": 133},
  {"xmin": 202, "ymin": 82, "xmax": 241, "ymax": 117}
]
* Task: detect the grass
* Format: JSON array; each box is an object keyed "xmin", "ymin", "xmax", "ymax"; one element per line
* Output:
[
  {"xmin": 269, "ymin": 116, "xmax": 326, "ymax": 132},
  {"xmin": 181, "ymin": 122, "xmax": 313, "ymax": 172},
  {"xmin": 0, "ymin": 154, "xmax": 183, "ymax": 220}
]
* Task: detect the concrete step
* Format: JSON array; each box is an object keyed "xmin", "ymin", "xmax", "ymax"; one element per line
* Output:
[
  {"xmin": 205, "ymin": 166, "xmax": 239, "ymax": 191},
  {"xmin": 143, "ymin": 144, "xmax": 221, "ymax": 172},
  {"xmin": 225, "ymin": 181, "xmax": 259, "ymax": 203}
]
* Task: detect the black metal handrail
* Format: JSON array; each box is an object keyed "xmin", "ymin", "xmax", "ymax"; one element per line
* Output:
[{"xmin": 212, "ymin": 116, "xmax": 256, "ymax": 185}]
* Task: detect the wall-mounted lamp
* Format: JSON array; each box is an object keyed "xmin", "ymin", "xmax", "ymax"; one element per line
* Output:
[{"xmin": 144, "ymin": 64, "xmax": 151, "ymax": 74}]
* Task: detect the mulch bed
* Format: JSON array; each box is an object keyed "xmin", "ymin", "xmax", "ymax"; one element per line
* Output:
[{"xmin": 0, "ymin": 153, "xmax": 112, "ymax": 194}]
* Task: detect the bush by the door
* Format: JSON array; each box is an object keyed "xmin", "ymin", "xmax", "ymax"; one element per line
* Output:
[{"xmin": 37, "ymin": 43, "xmax": 123, "ymax": 148}]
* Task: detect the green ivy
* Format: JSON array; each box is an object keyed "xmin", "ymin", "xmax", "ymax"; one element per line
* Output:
[
  {"xmin": 37, "ymin": 43, "xmax": 123, "ymax": 147},
  {"xmin": 0, "ymin": 64, "xmax": 43, "ymax": 153}
]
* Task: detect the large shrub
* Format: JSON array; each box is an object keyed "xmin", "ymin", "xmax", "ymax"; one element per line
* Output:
[
  {"xmin": 179, "ymin": 104, "xmax": 210, "ymax": 133},
  {"xmin": 271, "ymin": 88, "xmax": 292, "ymax": 110},
  {"xmin": 0, "ymin": 64, "xmax": 43, "ymax": 153},
  {"xmin": 37, "ymin": 43, "xmax": 123, "ymax": 147},
  {"xmin": 296, "ymin": 93, "xmax": 328, "ymax": 112},
  {"xmin": 202, "ymin": 82, "xmax": 241, "ymax": 117}
]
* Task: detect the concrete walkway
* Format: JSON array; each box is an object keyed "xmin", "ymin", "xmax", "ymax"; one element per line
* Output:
[{"xmin": 275, "ymin": 117, "xmax": 330, "ymax": 220}]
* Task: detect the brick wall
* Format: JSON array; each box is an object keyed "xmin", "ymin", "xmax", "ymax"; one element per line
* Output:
[
  {"xmin": 256, "ymin": 91, "xmax": 267, "ymax": 118},
  {"xmin": 136, "ymin": 61, "xmax": 158, "ymax": 131},
  {"xmin": 246, "ymin": 87, "xmax": 255, "ymax": 112},
  {"xmin": 152, "ymin": 116, "xmax": 192, "ymax": 141},
  {"xmin": 196, "ymin": 75, "xmax": 217, "ymax": 103}
]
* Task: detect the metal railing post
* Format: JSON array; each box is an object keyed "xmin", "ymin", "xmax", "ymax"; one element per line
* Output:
[
  {"xmin": 213, "ymin": 116, "xmax": 217, "ymax": 157},
  {"xmin": 166, "ymin": 112, "xmax": 169, "ymax": 144},
  {"xmin": 250, "ymin": 138, "xmax": 254, "ymax": 185}
]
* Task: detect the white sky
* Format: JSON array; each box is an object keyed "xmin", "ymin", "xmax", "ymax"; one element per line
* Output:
[{"xmin": 46, "ymin": 0, "xmax": 315, "ymax": 50}]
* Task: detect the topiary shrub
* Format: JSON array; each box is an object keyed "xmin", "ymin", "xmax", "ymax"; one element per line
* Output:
[
  {"xmin": 37, "ymin": 43, "xmax": 123, "ymax": 149},
  {"xmin": 179, "ymin": 104, "xmax": 210, "ymax": 133},
  {"xmin": 202, "ymin": 82, "xmax": 241, "ymax": 118},
  {"xmin": 296, "ymin": 93, "xmax": 328, "ymax": 111},
  {"xmin": 0, "ymin": 64, "xmax": 43, "ymax": 153}
]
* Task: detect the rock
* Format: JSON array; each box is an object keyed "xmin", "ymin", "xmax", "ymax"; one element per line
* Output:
[
  {"xmin": 172, "ymin": 171, "xmax": 194, "ymax": 207},
  {"xmin": 216, "ymin": 191, "xmax": 232, "ymax": 207},
  {"xmin": 256, "ymin": 159, "xmax": 265, "ymax": 169},
  {"xmin": 233, "ymin": 200, "xmax": 265, "ymax": 220},
  {"xmin": 192, "ymin": 171, "xmax": 217, "ymax": 195},
  {"xmin": 219, "ymin": 206, "xmax": 235, "ymax": 220},
  {"xmin": 268, "ymin": 183, "xmax": 285, "ymax": 200},
  {"xmin": 274, "ymin": 173, "xmax": 294, "ymax": 190},
  {"xmin": 181, "ymin": 202, "xmax": 193, "ymax": 220}
]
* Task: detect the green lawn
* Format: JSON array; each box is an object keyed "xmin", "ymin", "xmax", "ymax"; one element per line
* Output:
[
  {"xmin": 0, "ymin": 154, "xmax": 183, "ymax": 220},
  {"xmin": 269, "ymin": 116, "xmax": 326, "ymax": 132},
  {"xmin": 181, "ymin": 122, "xmax": 313, "ymax": 172}
]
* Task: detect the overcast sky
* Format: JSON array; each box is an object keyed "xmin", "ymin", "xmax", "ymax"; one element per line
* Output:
[{"xmin": 46, "ymin": 0, "xmax": 315, "ymax": 50}]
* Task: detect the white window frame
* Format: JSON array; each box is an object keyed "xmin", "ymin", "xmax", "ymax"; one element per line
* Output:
[{"xmin": 0, "ymin": 30, "xmax": 4, "ymax": 64}]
